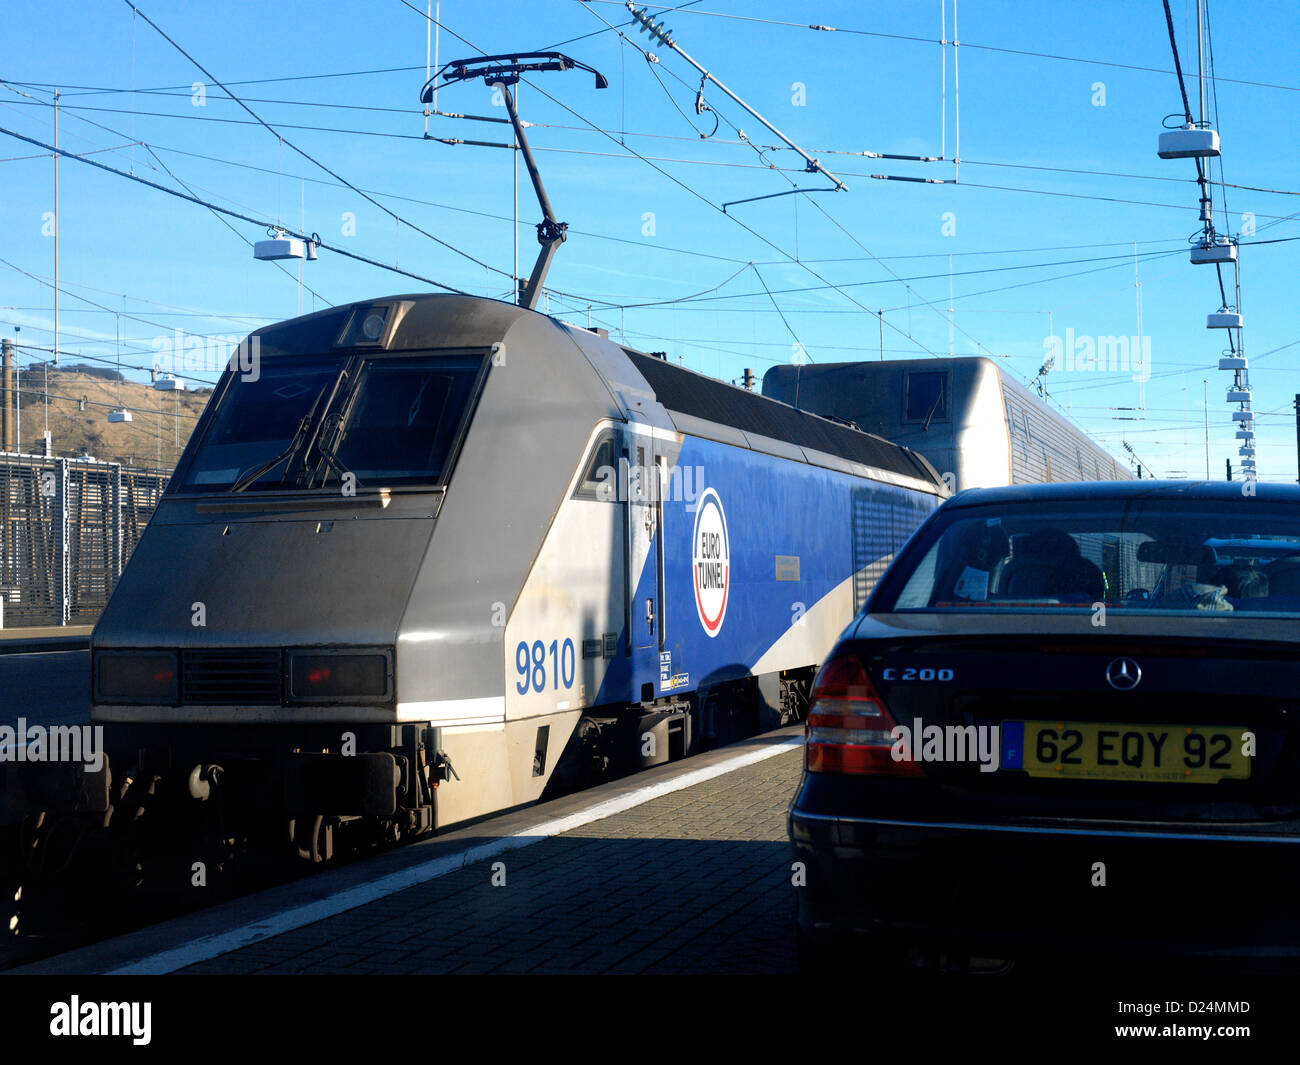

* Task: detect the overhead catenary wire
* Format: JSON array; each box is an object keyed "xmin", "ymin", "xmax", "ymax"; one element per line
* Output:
[
  {"xmin": 571, "ymin": 1, "xmax": 990, "ymax": 358},
  {"xmin": 0, "ymin": 253, "xmax": 264, "ymax": 363},
  {"xmin": 8, "ymin": 95, "xmax": 1228, "ymax": 264},
  {"xmin": 613, "ymin": 1, "xmax": 846, "ymax": 191},
  {"xmin": 12, "ymin": 95, "xmax": 1300, "ymax": 215},
  {"xmin": 124, "ymin": 1, "xmax": 517, "ymax": 286},
  {"xmin": 6, "ymin": 347, "xmax": 204, "ymax": 420},
  {"xmin": 20, "ymin": 108, "xmax": 1255, "ymax": 270},
  {"xmin": 5, "ymin": 5, "xmax": 1289, "ymax": 479},
  {"xmin": 605, "ymin": 245, "xmax": 1210, "ymax": 310},
  {"xmin": 403, "ymin": 3, "xmax": 949, "ymax": 358},
  {"xmin": 566, "ymin": 9, "xmax": 1289, "ymax": 366},
  {"xmin": 140, "ymin": 142, "xmax": 331, "ymax": 307},
  {"xmin": 8, "ymin": 11, "xmax": 1296, "ymax": 99},
  {"xmin": 577, "ymin": 0, "xmax": 1300, "ymax": 93},
  {"xmin": 0, "ymin": 125, "xmax": 480, "ymax": 297},
  {"xmin": 11, "ymin": 82, "xmax": 1300, "ymax": 200},
  {"xmin": 750, "ymin": 263, "xmax": 811, "ymax": 363}
]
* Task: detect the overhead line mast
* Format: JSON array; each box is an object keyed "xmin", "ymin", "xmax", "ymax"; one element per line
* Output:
[{"xmin": 1157, "ymin": 0, "xmax": 1253, "ymax": 480}]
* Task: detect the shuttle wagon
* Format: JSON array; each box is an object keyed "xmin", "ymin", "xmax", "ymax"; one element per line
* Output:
[{"xmin": 762, "ymin": 356, "xmax": 1133, "ymax": 491}]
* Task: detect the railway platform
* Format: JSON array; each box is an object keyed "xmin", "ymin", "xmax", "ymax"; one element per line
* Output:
[
  {"xmin": 15, "ymin": 728, "xmax": 805, "ymax": 976},
  {"xmin": 0, "ymin": 625, "xmax": 92, "ymax": 655}
]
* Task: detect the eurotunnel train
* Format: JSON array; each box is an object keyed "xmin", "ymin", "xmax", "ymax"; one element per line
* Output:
[
  {"xmin": 3, "ymin": 293, "xmax": 945, "ymax": 889},
  {"xmin": 762, "ymin": 356, "xmax": 1133, "ymax": 491}
]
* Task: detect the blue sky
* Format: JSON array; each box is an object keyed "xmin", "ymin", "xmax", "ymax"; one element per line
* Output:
[{"xmin": 1, "ymin": 0, "xmax": 1296, "ymax": 479}]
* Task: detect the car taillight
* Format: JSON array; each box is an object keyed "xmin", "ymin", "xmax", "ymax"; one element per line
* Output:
[{"xmin": 805, "ymin": 651, "xmax": 921, "ymax": 776}]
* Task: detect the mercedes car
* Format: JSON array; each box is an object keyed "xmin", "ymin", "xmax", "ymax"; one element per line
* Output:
[{"xmin": 790, "ymin": 480, "xmax": 1300, "ymax": 973}]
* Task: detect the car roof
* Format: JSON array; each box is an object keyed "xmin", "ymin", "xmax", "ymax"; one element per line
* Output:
[{"xmin": 943, "ymin": 479, "xmax": 1300, "ymax": 509}]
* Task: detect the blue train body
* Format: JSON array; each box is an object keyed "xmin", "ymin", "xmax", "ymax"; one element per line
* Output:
[{"xmin": 603, "ymin": 434, "xmax": 940, "ymax": 709}]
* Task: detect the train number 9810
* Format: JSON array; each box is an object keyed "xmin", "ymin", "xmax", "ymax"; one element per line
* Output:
[{"xmin": 515, "ymin": 638, "xmax": 577, "ymax": 694}]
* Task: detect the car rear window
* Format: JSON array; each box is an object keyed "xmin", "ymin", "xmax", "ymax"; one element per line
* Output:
[{"xmin": 877, "ymin": 498, "xmax": 1300, "ymax": 617}]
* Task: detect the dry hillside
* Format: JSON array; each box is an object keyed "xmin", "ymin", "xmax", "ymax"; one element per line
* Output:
[{"xmin": 3, "ymin": 364, "xmax": 211, "ymax": 470}]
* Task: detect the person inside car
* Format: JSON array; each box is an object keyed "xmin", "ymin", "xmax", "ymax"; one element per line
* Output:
[
  {"xmin": 997, "ymin": 527, "xmax": 1104, "ymax": 602},
  {"xmin": 1209, "ymin": 561, "xmax": 1269, "ymax": 601},
  {"xmin": 1153, "ymin": 560, "xmax": 1233, "ymax": 611}
]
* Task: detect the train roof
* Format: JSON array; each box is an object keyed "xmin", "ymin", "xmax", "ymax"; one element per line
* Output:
[
  {"xmin": 241, "ymin": 293, "xmax": 945, "ymax": 492},
  {"xmin": 761, "ymin": 354, "xmax": 1132, "ymax": 482},
  {"xmin": 624, "ymin": 350, "xmax": 941, "ymax": 487},
  {"xmin": 944, "ymin": 479, "xmax": 1300, "ymax": 508}
]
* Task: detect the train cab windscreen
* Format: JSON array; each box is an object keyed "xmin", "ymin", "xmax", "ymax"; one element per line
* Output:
[
  {"xmin": 326, "ymin": 354, "xmax": 484, "ymax": 486},
  {"xmin": 177, "ymin": 351, "xmax": 486, "ymax": 493}
]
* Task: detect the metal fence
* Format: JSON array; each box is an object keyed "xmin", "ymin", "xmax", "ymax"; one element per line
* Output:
[{"xmin": 0, "ymin": 452, "xmax": 168, "ymax": 627}]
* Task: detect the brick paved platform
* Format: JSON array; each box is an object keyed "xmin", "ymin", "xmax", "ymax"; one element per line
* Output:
[
  {"xmin": 13, "ymin": 730, "xmax": 807, "ymax": 976},
  {"xmin": 183, "ymin": 747, "xmax": 803, "ymax": 975}
]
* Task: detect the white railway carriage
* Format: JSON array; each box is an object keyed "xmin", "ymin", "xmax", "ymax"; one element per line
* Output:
[{"xmin": 762, "ymin": 357, "xmax": 1132, "ymax": 491}]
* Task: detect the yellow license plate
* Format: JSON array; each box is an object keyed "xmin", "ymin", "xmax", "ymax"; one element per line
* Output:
[{"xmin": 1005, "ymin": 721, "xmax": 1251, "ymax": 783}]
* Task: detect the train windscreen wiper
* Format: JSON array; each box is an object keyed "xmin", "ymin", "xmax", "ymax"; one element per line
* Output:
[
  {"xmin": 303, "ymin": 410, "xmax": 358, "ymax": 491},
  {"xmin": 228, "ymin": 412, "xmax": 318, "ymax": 493},
  {"xmin": 229, "ymin": 375, "xmax": 341, "ymax": 493},
  {"xmin": 921, "ymin": 388, "xmax": 945, "ymax": 433}
]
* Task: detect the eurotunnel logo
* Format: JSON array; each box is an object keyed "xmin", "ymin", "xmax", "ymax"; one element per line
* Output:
[{"xmin": 692, "ymin": 487, "xmax": 729, "ymax": 637}]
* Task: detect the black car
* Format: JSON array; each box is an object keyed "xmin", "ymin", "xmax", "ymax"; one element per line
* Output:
[{"xmin": 790, "ymin": 480, "xmax": 1300, "ymax": 973}]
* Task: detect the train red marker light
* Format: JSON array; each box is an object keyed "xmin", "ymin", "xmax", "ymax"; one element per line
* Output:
[
  {"xmin": 95, "ymin": 652, "xmax": 179, "ymax": 703},
  {"xmin": 289, "ymin": 653, "xmax": 388, "ymax": 701}
]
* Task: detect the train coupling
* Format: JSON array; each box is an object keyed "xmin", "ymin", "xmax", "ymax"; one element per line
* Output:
[{"xmin": 429, "ymin": 748, "xmax": 459, "ymax": 788}]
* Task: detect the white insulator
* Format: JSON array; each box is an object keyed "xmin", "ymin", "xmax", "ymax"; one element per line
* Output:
[
  {"xmin": 1191, "ymin": 241, "xmax": 1237, "ymax": 265},
  {"xmin": 254, "ymin": 236, "xmax": 307, "ymax": 261},
  {"xmin": 1158, "ymin": 126, "xmax": 1221, "ymax": 159}
]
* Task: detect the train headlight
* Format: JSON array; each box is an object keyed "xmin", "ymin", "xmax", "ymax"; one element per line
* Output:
[
  {"xmin": 95, "ymin": 651, "xmax": 178, "ymax": 703},
  {"xmin": 335, "ymin": 304, "xmax": 392, "ymax": 347},
  {"xmin": 288, "ymin": 651, "xmax": 391, "ymax": 702}
]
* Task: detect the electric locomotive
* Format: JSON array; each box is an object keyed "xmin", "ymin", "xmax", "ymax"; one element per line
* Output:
[{"xmin": 6, "ymin": 293, "xmax": 945, "ymax": 880}]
